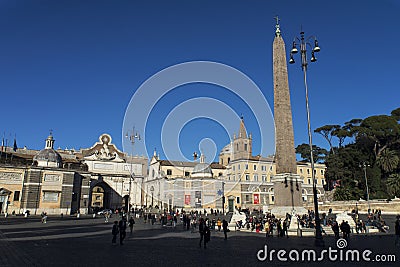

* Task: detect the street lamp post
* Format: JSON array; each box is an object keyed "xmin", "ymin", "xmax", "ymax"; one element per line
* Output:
[
  {"xmin": 289, "ymin": 30, "xmax": 324, "ymax": 246},
  {"xmin": 360, "ymin": 162, "xmax": 371, "ymax": 214},
  {"xmin": 125, "ymin": 127, "xmax": 141, "ymax": 218}
]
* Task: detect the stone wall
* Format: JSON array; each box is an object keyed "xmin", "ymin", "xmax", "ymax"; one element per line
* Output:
[{"xmin": 305, "ymin": 199, "xmax": 400, "ymax": 214}]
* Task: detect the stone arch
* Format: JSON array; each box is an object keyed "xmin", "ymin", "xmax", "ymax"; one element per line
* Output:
[{"xmin": 90, "ymin": 181, "xmax": 113, "ymax": 213}]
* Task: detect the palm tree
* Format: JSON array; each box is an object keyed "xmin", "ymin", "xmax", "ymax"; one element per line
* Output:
[
  {"xmin": 376, "ymin": 148, "xmax": 399, "ymax": 173},
  {"xmin": 387, "ymin": 173, "xmax": 400, "ymax": 197}
]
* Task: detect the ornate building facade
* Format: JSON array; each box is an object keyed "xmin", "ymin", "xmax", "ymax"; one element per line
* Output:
[
  {"xmin": 144, "ymin": 118, "xmax": 326, "ymax": 212},
  {"xmin": 0, "ymin": 133, "xmax": 147, "ymax": 215},
  {"xmin": 220, "ymin": 118, "xmax": 326, "ymax": 211}
]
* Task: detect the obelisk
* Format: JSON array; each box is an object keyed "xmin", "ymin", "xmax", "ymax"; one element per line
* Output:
[{"xmin": 271, "ymin": 17, "xmax": 304, "ymax": 216}]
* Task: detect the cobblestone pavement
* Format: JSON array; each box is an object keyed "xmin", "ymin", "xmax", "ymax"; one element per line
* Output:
[{"xmin": 0, "ymin": 215, "xmax": 399, "ymax": 267}]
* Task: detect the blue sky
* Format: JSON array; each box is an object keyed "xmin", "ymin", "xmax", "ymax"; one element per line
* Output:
[{"xmin": 1, "ymin": 0, "xmax": 399, "ymax": 162}]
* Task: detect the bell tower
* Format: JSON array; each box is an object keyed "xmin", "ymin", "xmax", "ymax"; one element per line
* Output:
[{"xmin": 232, "ymin": 117, "xmax": 252, "ymax": 160}]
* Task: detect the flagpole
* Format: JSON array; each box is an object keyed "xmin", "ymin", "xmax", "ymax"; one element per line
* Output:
[
  {"xmin": 5, "ymin": 138, "xmax": 8, "ymax": 163},
  {"xmin": 0, "ymin": 133, "xmax": 4, "ymax": 160}
]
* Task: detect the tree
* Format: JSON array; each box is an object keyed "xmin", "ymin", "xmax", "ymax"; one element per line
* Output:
[
  {"xmin": 376, "ymin": 148, "xmax": 399, "ymax": 174},
  {"xmin": 295, "ymin": 143, "xmax": 328, "ymax": 163},
  {"xmin": 391, "ymin": 107, "xmax": 400, "ymax": 121},
  {"xmin": 332, "ymin": 126, "xmax": 352, "ymax": 148},
  {"xmin": 333, "ymin": 187, "xmax": 353, "ymax": 201},
  {"xmin": 387, "ymin": 173, "xmax": 400, "ymax": 197},
  {"xmin": 358, "ymin": 115, "xmax": 400, "ymax": 157},
  {"xmin": 314, "ymin": 125, "xmax": 340, "ymax": 154}
]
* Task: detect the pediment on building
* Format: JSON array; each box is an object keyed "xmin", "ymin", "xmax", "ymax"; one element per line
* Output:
[{"xmin": 81, "ymin": 134, "xmax": 125, "ymax": 162}]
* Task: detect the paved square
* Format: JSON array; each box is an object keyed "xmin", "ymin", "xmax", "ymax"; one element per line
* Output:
[{"xmin": 0, "ymin": 215, "xmax": 399, "ymax": 267}]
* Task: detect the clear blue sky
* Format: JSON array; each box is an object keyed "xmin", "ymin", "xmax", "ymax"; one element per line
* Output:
[{"xmin": 1, "ymin": 0, "xmax": 399, "ymax": 162}]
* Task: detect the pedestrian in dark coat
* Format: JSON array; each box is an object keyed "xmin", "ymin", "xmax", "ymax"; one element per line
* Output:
[
  {"xmin": 394, "ymin": 216, "xmax": 400, "ymax": 247},
  {"xmin": 112, "ymin": 221, "xmax": 119, "ymax": 244},
  {"xmin": 199, "ymin": 218, "xmax": 207, "ymax": 248},
  {"xmin": 332, "ymin": 221, "xmax": 340, "ymax": 239},
  {"xmin": 128, "ymin": 216, "xmax": 135, "ymax": 235},
  {"xmin": 222, "ymin": 219, "xmax": 229, "ymax": 240},
  {"xmin": 204, "ymin": 224, "xmax": 211, "ymax": 248},
  {"xmin": 119, "ymin": 217, "xmax": 127, "ymax": 245}
]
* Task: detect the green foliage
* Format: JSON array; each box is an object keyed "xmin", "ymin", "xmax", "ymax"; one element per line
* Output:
[
  {"xmin": 391, "ymin": 107, "xmax": 400, "ymax": 121},
  {"xmin": 314, "ymin": 125, "xmax": 340, "ymax": 153},
  {"xmin": 333, "ymin": 187, "xmax": 363, "ymax": 201},
  {"xmin": 295, "ymin": 143, "xmax": 328, "ymax": 163},
  {"xmin": 376, "ymin": 148, "xmax": 399, "ymax": 173},
  {"xmin": 317, "ymin": 107, "xmax": 400, "ymax": 200},
  {"xmin": 387, "ymin": 173, "xmax": 400, "ymax": 197}
]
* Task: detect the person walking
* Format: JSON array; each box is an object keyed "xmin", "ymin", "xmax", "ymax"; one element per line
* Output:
[
  {"xmin": 119, "ymin": 216, "xmax": 127, "ymax": 245},
  {"xmin": 264, "ymin": 220, "xmax": 270, "ymax": 238},
  {"xmin": 222, "ymin": 219, "xmax": 229, "ymax": 240},
  {"xmin": 105, "ymin": 211, "xmax": 110, "ymax": 223},
  {"xmin": 128, "ymin": 216, "xmax": 135, "ymax": 235},
  {"xmin": 204, "ymin": 222, "xmax": 211, "ymax": 249},
  {"xmin": 332, "ymin": 221, "xmax": 340, "ymax": 239},
  {"xmin": 395, "ymin": 215, "xmax": 400, "ymax": 247},
  {"xmin": 111, "ymin": 221, "xmax": 119, "ymax": 245},
  {"xmin": 199, "ymin": 218, "xmax": 206, "ymax": 248},
  {"xmin": 217, "ymin": 218, "xmax": 222, "ymax": 232}
]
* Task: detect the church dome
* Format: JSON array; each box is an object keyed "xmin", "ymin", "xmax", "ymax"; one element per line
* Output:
[
  {"xmin": 192, "ymin": 163, "xmax": 212, "ymax": 175},
  {"xmin": 34, "ymin": 148, "xmax": 62, "ymax": 164},
  {"xmin": 33, "ymin": 133, "xmax": 62, "ymax": 168},
  {"xmin": 192, "ymin": 153, "xmax": 213, "ymax": 178}
]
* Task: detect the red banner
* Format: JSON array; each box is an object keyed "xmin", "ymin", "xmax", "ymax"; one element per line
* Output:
[
  {"xmin": 185, "ymin": 195, "xmax": 191, "ymax": 205},
  {"xmin": 253, "ymin": 194, "xmax": 259, "ymax": 204}
]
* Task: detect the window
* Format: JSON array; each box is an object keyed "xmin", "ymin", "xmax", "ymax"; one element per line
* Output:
[
  {"xmin": 233, "ymin": 165, "xmax": 235, "ymax": 171},
  {"xmin": 300, "ymin": 169, "xmax": 303, "ymax": 174},
  {"xmin": 270, "ymin": 166, "xmax": 273, "ymax": 171},
  {"xmin": 261, "ymin": 165, "xmax": 266, "ymax": 171},
  {"xmin": 308, "ymin": 178, "xmax": 311, "ymax": 184},
  {"xmin": 238, "ymin": 164, "xmax": 241, "ymax": 170},
  {"xmin": 307, "ymin": 169, "xmax": 310, "ymax": 174},
  {"xmin": 245, "ymin": 164, "xmax": 248, "ymax": 170},
  {"xmin": 233, "ymin": 175, "xmax": 236, "ymax": 181},
  {"xmin": 185, "ymin": 171, "xmax": 190, "ymax": 177},
  {"xmin": 218, "ymin": 172, "xmax": 222, "ymax": 177},
  {"xmin": 245, "ymin": 195, "xmax": 250, "ymax": 202},
  {"xmin": 254, "ymin": 174, "xmax": 258, "ymax": 181},
  {"xmin": 245, "ymin": 174, "xmax": 250, "ymax": 181},
  {"xmin": 271, "ymin": 195, "xmax": 275, "ymax": 202},
  {"xmin": 253, "ymin": 165, "xmax": 257, "ymax": 171},
  {"xmin": 236, "ymin": 196, "xmax": 240, "ymax": 204},
  {"xmin": 228, "ymin": 157, "xmax": 230, "ymax": 163},
  {"xmin": 322, "ymin": 179, "xmax": 325, "ymax": 185},
  {"xmin": 152, "ymin": 169, "xmax": 155, "ymax": 178},
  {"xmin": 43, "ymin": 192, "xmax": 58, "ymax": 202},
  {"xmin": 167, "ymin": 169, "xmax": 172, "ymax": 175},
  {"xmin": 321, "ymin": 170, "xmax": 324, "ymax": 175},
  {"xmin": 262, "ymin": 175, "xmax": 266, "ymax": 182},
  {"xmin": 228, "ymin": 176, "xmax": 231, "ymax": 181},
  {"xmin": 244, "ymin": 144, "xmax": 248, "ymax": 151},
  {"xmin": 13, "ymin": 191, "xmax": 20, "ymax": 201}
]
